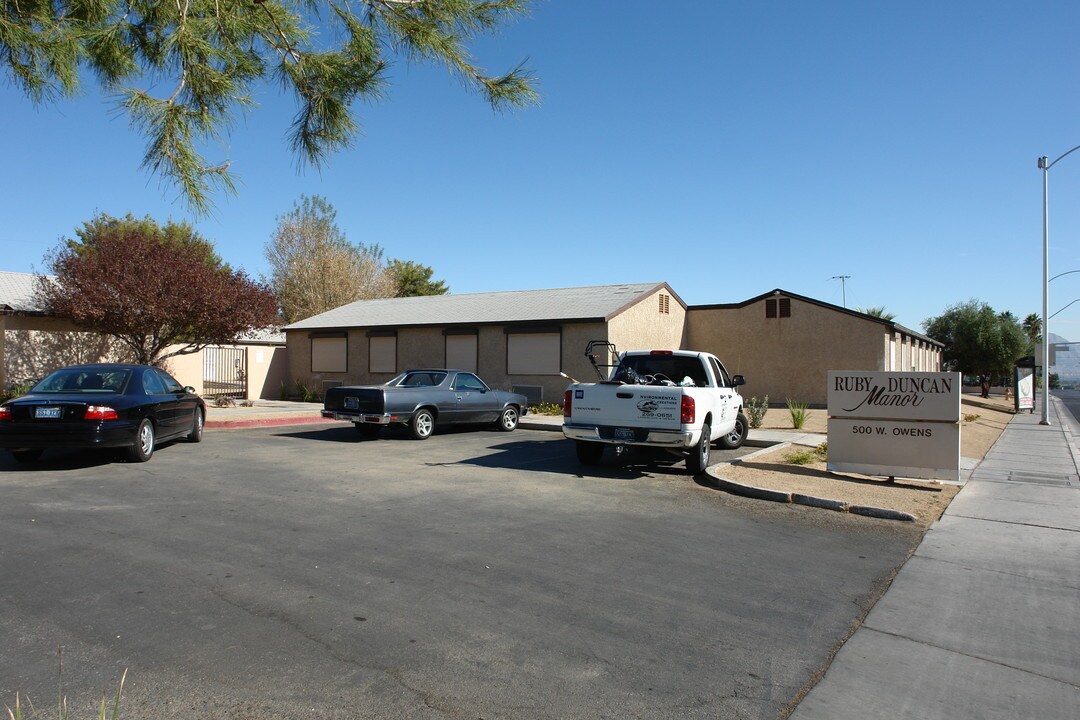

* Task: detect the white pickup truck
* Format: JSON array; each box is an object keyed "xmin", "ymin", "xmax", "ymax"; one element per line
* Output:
[{"xmin": 562, "ymin": 344, "xmax": 748, "ymax": 473}]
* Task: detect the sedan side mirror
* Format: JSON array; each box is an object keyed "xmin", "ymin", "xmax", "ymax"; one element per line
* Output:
[
  {"xmin": 732, "ymin": 375, "xmax": 746, "ymax": 387},
  {"xmin": 183, "ymin": 386, "xmax": 197, "ymax": 394}
]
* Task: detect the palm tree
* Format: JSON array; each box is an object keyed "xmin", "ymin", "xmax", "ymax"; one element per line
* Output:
[
  {"xmin": 1022, "ymin": 313, "xmax": 1042, "ymax": 347},
  {"xmin": 857, "ymin": 305, "xmax": 897, "ymax": 322}
]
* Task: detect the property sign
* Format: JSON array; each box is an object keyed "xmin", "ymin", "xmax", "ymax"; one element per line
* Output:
[
  {"xmin": 828, "ymin": 372, "xmax": 960, "ymax": 422},
  {"xmin": 827, "ymin": 371, "xmax": 961, "ymax": 482}
]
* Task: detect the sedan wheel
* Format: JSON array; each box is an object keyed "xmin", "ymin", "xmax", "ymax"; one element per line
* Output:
[
  {"xmin": 497, "ymin": 406, "xmax": 519, "ymax": 432},
  {"xmin": 410, "ymin": 409, "xmax": 435, "ymax": 440},
  {"xmin": 187, "ymin": 407, "xmax": 204, "ymax": 443},
  {"xmin": 128, "ymin": 419, "xmax": 155, "ymax": 462}
]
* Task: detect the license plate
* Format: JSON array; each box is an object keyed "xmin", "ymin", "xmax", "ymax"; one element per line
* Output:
[
  {"xmin": 614, "ymin": 427, "xmax": 634, "ymax": 440},
  {"xmin": 35, "ymin": 406, "xmax": 62, "ymax": 419},
  {"xmin": 344, "ymin": 397, "xmax": 359, "ymax": 409}
]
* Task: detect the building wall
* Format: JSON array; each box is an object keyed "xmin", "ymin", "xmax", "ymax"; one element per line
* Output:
[
  {"xmin": 286, "ymin": 320, "xmax": 610, "ymax": 404},
  {"xmin": 1, "ymin": 315, "xmax": 129, "ymax": 390},
  {"xmin": 164, "ymin": 344, "xmax": 288, "ymax": 400},
  {"xmin": 607, "ymin": 287, "xmax": 687, "ymax": 357},
  {"xmin": 686, "ymin": 297, "xmax": 892, "ymax": 405}
]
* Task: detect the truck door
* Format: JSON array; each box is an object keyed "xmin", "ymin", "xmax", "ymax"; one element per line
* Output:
[{"xmin": 708, "ymin": 357, "xmax": 734, "ymax": 427}]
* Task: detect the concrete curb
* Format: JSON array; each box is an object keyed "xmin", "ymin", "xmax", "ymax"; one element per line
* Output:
[
  {"xmin": 706, "ymin": 448, "xmax": 916, "ymax": 523},
  {"xmin": 205, "ymin": 415, "xmax": 337, "ymax": 430}
]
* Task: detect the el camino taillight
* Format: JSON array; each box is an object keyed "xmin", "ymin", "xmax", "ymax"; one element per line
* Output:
[
  {"xmin": 680, "ymin": 395, "xmax": 695, "ymax": 424},
  {"xmin": 0, "ymin": 406, "xmax": 11, "ymax": 421},
  {"xmin": 84, "ymin": 406, "xmax": 119, "ymax": 421}
]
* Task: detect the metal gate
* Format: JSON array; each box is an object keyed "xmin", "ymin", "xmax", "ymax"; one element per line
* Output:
[{"xmin": 203, "ymin": 347, "xmax": 247, "ymax": 399}]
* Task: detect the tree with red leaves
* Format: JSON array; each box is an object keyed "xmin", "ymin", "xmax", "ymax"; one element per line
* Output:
[{"xmin": 37, "ymin": 214, "xmax": 280, "ymax": 366}]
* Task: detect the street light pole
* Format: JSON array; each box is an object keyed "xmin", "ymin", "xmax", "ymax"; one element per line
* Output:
[
  {"xmin": 1038, "ymin": 144, "xmax": 1080, "ymax": 426},
  {"xmin": 1040, "ymin": 155, "xmax": 1050, "ymax": 425}
]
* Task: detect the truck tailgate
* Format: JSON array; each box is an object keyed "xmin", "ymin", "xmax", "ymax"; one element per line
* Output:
[{"xmin": 569, "ymin": 384, "xmax": 684, "ymax": 430}]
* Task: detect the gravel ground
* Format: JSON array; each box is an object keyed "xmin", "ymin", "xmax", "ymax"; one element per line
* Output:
[{"xmin": 722, "ymin": 394, "xmax": 1014, "ymax": 526}]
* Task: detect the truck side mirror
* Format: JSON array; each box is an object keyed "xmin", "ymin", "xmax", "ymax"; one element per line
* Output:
[{"xmin": 732, "ymin": 375, "xmax": 746, "ymax": 387}]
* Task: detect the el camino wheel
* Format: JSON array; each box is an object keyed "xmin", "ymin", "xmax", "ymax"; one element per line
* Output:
[
  {"xmin": 11, "ymin": 449, "xmax": 43, "ymax": 463},
  {"xmin": 497, "ymin": 406, "xmax": 519, "ymax": 432},
  {"xmin": 410, "ymin": 409, "xmax": 435, "ymax": 440},
  {"xmin": 686, "ymin": 422, "xmax": 711, "ymax": 474},
  {"xmin": 720, "ymin": 412, "xmax": 748, "ymax": 450},
  {"xmin": 128, "ymin": 418, "xmax": 155, "ymax": 462},
  {"xmin": 187, "ymin": 407, "xmax": 204, "ymax": 443}
]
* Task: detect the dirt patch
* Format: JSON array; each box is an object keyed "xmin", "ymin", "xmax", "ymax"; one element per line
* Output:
[{"xmin": 723, "ymin": 394, "xmax": 1016, "ymax": 525}]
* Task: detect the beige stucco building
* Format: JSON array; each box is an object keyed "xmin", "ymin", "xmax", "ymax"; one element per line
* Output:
[
  {"xmin": 283, "ymin": 283, "xmax": 686, "ymax": 403},
  {"xmin": 1, "ymin": 270, "xmax": 287, "ymax": 400},
  {"xmin": 284, "ymin": 284, "xmax": 941, "ymax": 407},
  {"xmin": 687, "ymin": 289, "xmax": 942, "ymax": 405}
]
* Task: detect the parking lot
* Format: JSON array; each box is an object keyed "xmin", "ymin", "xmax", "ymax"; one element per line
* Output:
[{"xmin": 0, "ymin": 424, "xmax": 923, "ymax": 719}]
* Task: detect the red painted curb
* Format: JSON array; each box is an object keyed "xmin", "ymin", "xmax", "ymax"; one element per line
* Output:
[{"xmin": 205, "ymin": 416, "xmax": 341, "ymax": 430}]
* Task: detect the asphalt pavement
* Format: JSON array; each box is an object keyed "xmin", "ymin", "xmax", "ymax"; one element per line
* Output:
[
  {"xmin": 790, "ymin": 393, "xmax": 1080, "ymax": 720},
  {"xmin": 91, "ymin": 397, "xmax": 1080, "ymax": 716}
]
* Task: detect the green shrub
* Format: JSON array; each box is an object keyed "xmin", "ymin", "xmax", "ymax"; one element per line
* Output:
[
  {"xmin": 745, "ymin": 395, "xmax": 769, "ymax": 429},
  {"xmin": 786, "ymin": 398, "xmax": 809, "ymax": 429},
  {"xmin": 1, "ymin": 379, "xmax": 34, "ymax": 403},
  {"xmin": 785, "ymin": 442, "xmax": 827, "ymax": 465},
  {"xmin": 530, "ymin": 401, "xmax": 563, "ymax": 416}
]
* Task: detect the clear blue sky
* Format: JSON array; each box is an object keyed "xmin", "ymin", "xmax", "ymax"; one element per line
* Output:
[{"xmin": 3, "ymin": 1, "xmax": 1080, "ymax": 339}]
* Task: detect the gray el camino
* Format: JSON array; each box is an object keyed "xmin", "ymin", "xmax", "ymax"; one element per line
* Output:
[{"xmin": 321, "ymin": 369, "xmax": 528, "ymax": 439}]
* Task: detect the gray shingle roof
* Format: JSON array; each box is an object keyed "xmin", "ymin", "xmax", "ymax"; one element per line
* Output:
[
  {"xmin": 284, "ymin": 282, "xmax": 670, "ymax": 330},
  {"xmin": 0, "ymin": 271, "xmax": 45, "ymax": 313}
]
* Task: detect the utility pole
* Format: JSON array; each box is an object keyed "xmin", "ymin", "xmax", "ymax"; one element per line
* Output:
[{"xmin": 831, "ymin": 275, "xmax": 851, "ymax": 307}]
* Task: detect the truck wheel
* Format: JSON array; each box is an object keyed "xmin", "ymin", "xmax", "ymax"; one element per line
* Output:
[
  {"xmin": 720, "ymin": 413, "xmax": 748, "ymax": 450},
  {"xmin": 575, "ymin": 441, "xmax": 604, "ymax": 465},
  {"xmin": 686, "ymin": 422, "xmax": 711, "ymax": 474},
  {"xmin": 410, "ymin": 409, "xmax": 435, "ymax": 440}
]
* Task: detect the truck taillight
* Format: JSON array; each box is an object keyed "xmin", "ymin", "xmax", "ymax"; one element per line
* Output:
[
  {"xmin": 650, "ymin": 350, "xmax": 673, "ymax": 356},
  {"xmin": 680, "ymin": 395, "xmax": 695, "ymax": 424},
  {"xmin": 563, "ymin": 390, "xmax": 572, "ymax": 418},
  {"xmin": 84, "ymin": 406, "xmax": 119, "ymax": 421}
]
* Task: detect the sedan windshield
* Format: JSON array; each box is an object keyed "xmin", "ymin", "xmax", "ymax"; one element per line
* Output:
[{"xmin": 32, "ymin": 369, "xmax": 131, "ymax": 394}]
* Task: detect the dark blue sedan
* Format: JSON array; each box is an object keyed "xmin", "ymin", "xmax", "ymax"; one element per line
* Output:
[{"xmin": 0, "ymin": 364, "xmax": 206, "ymax": 463}]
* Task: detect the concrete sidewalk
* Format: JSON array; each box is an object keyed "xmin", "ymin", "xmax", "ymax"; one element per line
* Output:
[{"xmin": 790, "ymin": 396, "xmax": 1080, "ymax": 720}]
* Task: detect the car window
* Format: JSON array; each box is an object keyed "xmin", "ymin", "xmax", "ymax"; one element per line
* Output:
[
  {"xmin": 155, "ymin": 369, "xmax": 184, "ymax": 393},
  {"xmin": 452, "ymin": 373, "xmax": 487, "ymax": 392},
  {"xmin": 32, "ymin": 369, "xmax": 130, "ymax": 394},
  {"xmin": 401, "ymin": 372, "xmax": 447, "ymax": 387},
  {"xmin": 709, "ymin": 358, "xmax": 730, "ymax": 388},
  {"xmin": 618, "ymin": 356, "xmax": 709, "ymax": 387},
  {"xmin": 142, "ymin": 369, "xmax": 166, "ymax": 395}
]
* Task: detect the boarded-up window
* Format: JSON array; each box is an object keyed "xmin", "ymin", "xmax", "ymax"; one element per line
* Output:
[
  {"xmin": 369, "ymin": 335, "xmax": 396, "ymax": 373},
  {"xmin": 311, "ymin": 337, "xmax": 347, "ymax": 373},
  {"xmin": 507, "ymin": 332, "xmax": 560, "ymax": 375},
  {"xmin": 446, "ymin": 334, "xmax": 478, "ymax": 373}
]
